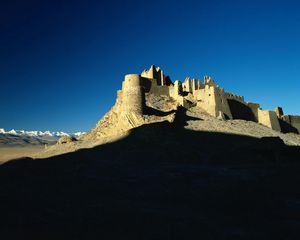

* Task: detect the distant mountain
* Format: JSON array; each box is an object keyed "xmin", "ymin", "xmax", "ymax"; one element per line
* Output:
[{"xmin": 0, "ymin": 128, "xmax": 85, "ymax": 146}]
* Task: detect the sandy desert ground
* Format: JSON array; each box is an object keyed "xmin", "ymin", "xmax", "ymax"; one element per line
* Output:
[{"xmin": 0, "ymin": 146, "xmax": 45, "ymax": 163}]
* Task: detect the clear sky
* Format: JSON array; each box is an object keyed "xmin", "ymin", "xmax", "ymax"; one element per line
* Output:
[{"xmin": 1, "ymin": 0, "xmax": 300, "ymax": 132}]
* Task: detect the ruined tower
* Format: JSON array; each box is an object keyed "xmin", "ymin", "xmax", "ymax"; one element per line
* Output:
[{"xmin": 122, "ymin": 74, "xmax": 145, "ymax": 116}]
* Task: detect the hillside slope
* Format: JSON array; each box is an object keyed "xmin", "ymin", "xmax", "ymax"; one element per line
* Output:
[
  {"xmin": 37, "ymin": 99, "xmax": 300, "ymax": 160},
  {"xmin": 1, "ymin": 118, "xmax": 300, "ymax": 239}
]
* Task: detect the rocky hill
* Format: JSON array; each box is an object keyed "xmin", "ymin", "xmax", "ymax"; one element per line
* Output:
[
  {"xmin": 1, "ymin": 66, "xmax": 300, "ymax": 239},
  {"xmin": 37, "ymin": 66, "xmax": 300, "ymax": 159}
]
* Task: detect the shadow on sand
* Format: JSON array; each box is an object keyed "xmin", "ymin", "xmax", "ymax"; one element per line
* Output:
[{"xmin": 1, "ymin": 109, "xmax": 300, "ymax": 239}]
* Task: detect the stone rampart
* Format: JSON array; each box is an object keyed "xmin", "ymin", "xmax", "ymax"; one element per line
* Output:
[{"xmin": 258, "ymin": 109, "xmax": 281, "ymax": 132}]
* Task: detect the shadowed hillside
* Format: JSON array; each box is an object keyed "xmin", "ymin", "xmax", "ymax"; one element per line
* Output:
[{"xmin": 1, "ymin": 112, "xmax": 300, "ymax": 240}]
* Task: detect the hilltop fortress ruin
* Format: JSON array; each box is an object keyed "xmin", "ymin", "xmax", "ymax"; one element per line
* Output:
[{"xmin": 85, "ymin": 65, "xmax": 300, "ymax": 140}]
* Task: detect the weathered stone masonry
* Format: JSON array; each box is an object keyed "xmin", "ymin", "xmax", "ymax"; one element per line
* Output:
[{"xmin": 118, "ymin": 65, "xmax": 300, "ymax": 134}]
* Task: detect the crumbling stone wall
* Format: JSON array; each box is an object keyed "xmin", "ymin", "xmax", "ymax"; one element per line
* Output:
[
  {"xmin": 258, "ymin": 109, "xmax": 281, "ymax": 132},
  {"xmin": 90, "ymin": 65, "xmax": 300, "ymax": 137},
  {"xmin": 224, "ymin": 92, "xmax": 245, "ymax": 102},
  {"xmin": 195, "ymin": 85, "xmax": 232, "ymax": 119},
  {"xmin": 246, "ymin": 103, "xmax": 260, "ymax": 122},
  {"xmin": 141, "ymin": 65, "xmax": 167, "ymax": 86},
  {"xmin": 149, "ymin": 79, "xmax": 170, "ymax": 96},
  {"xmin": 122, "ymin": 74, "xmax": 145, "ymax": 115},
  {"xmin": 282, "ymin": 115, "xmax": 300, "ymax": 133},
  {"xmin": 120, "ymin": 74, "xmax": 146, "ymax": 127},
  {"xmin": 139, "ymin": 66, "xmax": 298, "ymax": 133},
  {"xmin": 182, "ymin": 77, "xmax": 204, "ymax": 94},
  {"xmin": 228, "ymin": 100, "xmax": 257, "ymax": 121}
]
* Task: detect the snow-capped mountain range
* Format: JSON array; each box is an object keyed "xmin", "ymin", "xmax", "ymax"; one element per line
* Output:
[
  {"xmin": 0, "ymin": 128, "xmax": 85, "ymax": 138},
  {"xmin": 0, "ymin": 128, "xmax": 86, "ymax": 146}
]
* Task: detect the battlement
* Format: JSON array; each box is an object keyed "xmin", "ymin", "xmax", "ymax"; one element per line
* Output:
[
  {"xmin": 141, "ymin": 65, "xmax": 171, "ymax": 86},
  {"xmin": 224, "ymin": 92, "xmax": 245, "ymax": 102},
  {"xmin": 204, "ymin": 76, "xmax": 216, "ymax": 86},
  {"xmin": 182, "ymin": 77, "xmax": 204, "ymax": 93}
]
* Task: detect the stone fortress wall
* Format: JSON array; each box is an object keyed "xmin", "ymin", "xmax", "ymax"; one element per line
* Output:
[
  {"xmin": 122, "ymin": 74, "xmax": 145, "ymax": 115},
  {"xmin": 288, "ymin": 116, "xmax": 300, "ymax": 132},
  {"xmin": 118, "ymin": 65, "xmax": 300, "ymax": 134}
]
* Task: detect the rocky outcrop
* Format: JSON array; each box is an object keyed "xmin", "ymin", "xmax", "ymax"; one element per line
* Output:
[{"xmin": 57, "ymin": 136, "xmax": 77, "ymax": 145}]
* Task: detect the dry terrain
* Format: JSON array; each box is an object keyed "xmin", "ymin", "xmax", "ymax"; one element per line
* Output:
[
  {"xmin": 1, "ymin": 95, "xmax": 300, "ymax": 239},
  {"xmin": 34, "ymin": 105, "xmax": 300, "ymax": 160},
  {"xmin": 0, "ymin": 146, "xmax": 45, "ymax": 163},
  {"xmin": 1, "ymin": 118, "xmax": 300, "ymax": 239}
]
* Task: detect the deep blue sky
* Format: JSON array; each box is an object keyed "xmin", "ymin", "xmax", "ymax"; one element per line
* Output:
[{"xmin": 1, "ymin": 0, "xmax": 300, "ymax": 132}]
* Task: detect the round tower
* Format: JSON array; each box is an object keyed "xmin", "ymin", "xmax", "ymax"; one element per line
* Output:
[{"xmin": 121, "ymin": 74, "xmax": 145, "ymax": 115}]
